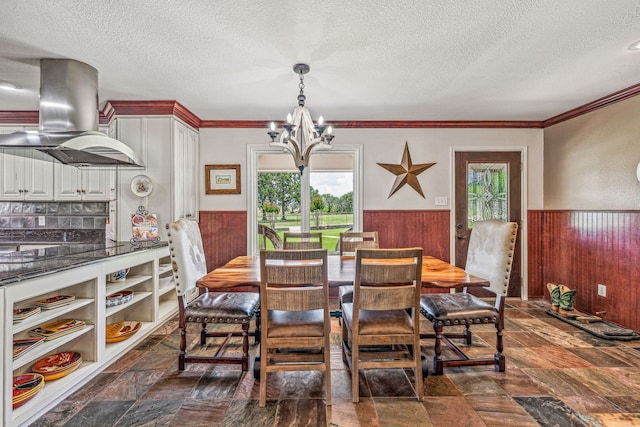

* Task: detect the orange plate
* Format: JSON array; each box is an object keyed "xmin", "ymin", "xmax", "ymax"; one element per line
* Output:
[
  {"xmin": 13, "ymin": 373, "xmax": 44, "ymax": 403},
  {"xmin": 106, "ymin": 321, "xmax": 142, "ymax": 343},
  {"xmin": 33, "ymin": 351, "xmax": 82, "ymax": 380}
]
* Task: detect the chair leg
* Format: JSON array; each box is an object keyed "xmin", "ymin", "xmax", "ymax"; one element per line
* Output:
[
  {"xmin": 254, "ymin": 312, "xmax": 261, "ymax": 344},
  {"xmin": 241, "ymin": 322, "xmax": 250, "ymax": 372},
  {"xmin": 432, "ymin": 323, "xmax": 444, "ymax": 375},
  {"xmin": 179, "ymin": 323, "xmax": 187, "ymax": 371},
  {"xmin": 494, "ymin": 323, "xmax": 505, "ymax": 372},
  {"xmin": 200, "ymin": 322, "xmax": 207, "ymax": 345},
  {"xmin": 464, "ymin": 324, "xmax": 472, "ymax": 345}
]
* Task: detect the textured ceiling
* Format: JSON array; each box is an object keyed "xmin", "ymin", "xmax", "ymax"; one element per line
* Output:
[{"xmin": 1, "ymin": 0, "xmax": 639, "ymax": 121}]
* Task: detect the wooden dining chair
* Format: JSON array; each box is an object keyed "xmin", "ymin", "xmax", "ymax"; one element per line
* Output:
[
  {"xmin": 337, "ymin": 231, "xmax": 379, "ymax": 307},
  {"xmin": 166, "ymin": 219, "xmax": 260, "ymax": 371},
  {"xmin": 341, "ymin": 248, "xmax": 424, "ymax": 402},
  {"xmin": 258, "ymin": 224, "xmax": 283, "ymax": 250},
  {"xmin": 420, "ymin": 220, "xmax": 518, "ymax": 375},
  {"xmin": 282, "ymin": 231, "xmax": 323, "ymax": 250},
  {"xmin": 258, "ymin": 248, "xmax": 332, "ymax": 407}
]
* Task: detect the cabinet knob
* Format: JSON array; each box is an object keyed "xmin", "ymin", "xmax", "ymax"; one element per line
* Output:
[
  {"xmin": 76, "ymin": 189, "xmax": 81, "ymax": 194},
  {"xmin": 18, "ymin": 189, "xmax": 24, "ymax": 193},
  {"xmin": 81, "ymin": 189, "xmax": 86, "ymax": 194},
  {"xmin": 23, "ymin": 189, "xmax": 28, "ymax": 193}
]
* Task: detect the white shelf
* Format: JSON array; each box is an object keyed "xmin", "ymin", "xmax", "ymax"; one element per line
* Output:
[
  {"xmin": 12, "ymin": 299, "xmax": 93, "ymax": 334},
  {"xmin": 12, "ymin": 361, "xmax": 98, "ymax": 426},
  {"xmin": 12, "ymin": 325, "xmax": 95, "ymax": 370},
  {"xmin": 105, "ymin": 291, "xmax": 152, "ymax": 317},
  {"xmin": 105, "ymin": 274, "xmax": 153, "ymax": 295},
  {"xmin": 104, "ymin": 321, "xmax": 155, "ymax": 361},
  {"xmin": 158, "ymin": 298, "xmax": 177, "ymax": 323},
  {"xmin": 158, "ymin": 263, "xmax": 172, "ymax": 275}
]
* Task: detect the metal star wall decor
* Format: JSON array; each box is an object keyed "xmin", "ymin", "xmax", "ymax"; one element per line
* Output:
[{"xmin": 377, "ymin": 142, "xmax": 436, "ymax": 198}]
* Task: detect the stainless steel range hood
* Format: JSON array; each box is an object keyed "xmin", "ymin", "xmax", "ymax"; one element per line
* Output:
[{"xmin": 0, "ymin": 59, "xmax": 143, "ymax": 167}]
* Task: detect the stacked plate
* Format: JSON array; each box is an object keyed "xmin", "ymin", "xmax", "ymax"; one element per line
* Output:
[
  {"xmin": 106, "ymin": 321, "xmax": 142, "ymax": 343},
  {"xmin": 29, "ymin": 319, "xmax": 87, "ymax": 340},
  {"xmin": 33, "ymin": 351, "xmax": 83, "ymax": 381},
  {"xmin": 13, "ymin": 337, "xmax": 45, "ymax": 360},
  {"xmin": 106, "ymin": 290, "xmax": 134, "ymax": 307},
  {"xmin": 12, "ymin": 373, "xmax": 45, "ymax": 409},
  {"xmin": 34, "ymin": 295, "xmax": 75, "ymax": 310},
  {"xmin": 13, "ymin": 306, "xmax": 41, "ymax": 322}
]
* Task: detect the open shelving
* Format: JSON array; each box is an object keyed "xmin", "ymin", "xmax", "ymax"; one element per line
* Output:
[{"xmin": 2, "ymin": 244, "xmax": 174, "ymax": 427}]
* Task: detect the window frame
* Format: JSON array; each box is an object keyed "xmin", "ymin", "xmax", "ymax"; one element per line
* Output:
[{"xmin": 247, "ymin": 143, "xmax": 363, "ymax": 255}]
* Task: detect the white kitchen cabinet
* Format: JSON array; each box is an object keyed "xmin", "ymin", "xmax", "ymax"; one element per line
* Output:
[
  {"xmin": 114, "ymin": 117, "xmax": 199, "ymax": 241},
  {"xmin": 172, "ymin": 120, "xmax": 199, "ymax": 221},
  {"xmin": 0, "ymin": 149, "xmax": 55, "ymax": 201},
  {"xmin": 1, "ymin": 245, "xmax": 174, "ymax": 427},
  {"xmin": 54, "ymin": 163, "xmax": 116, "ymax": 201}
]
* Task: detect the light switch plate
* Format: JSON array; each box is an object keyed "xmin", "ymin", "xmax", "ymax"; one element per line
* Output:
[{"xmin": 435, "ymin": 197, "xmax": 448, "ymax": 206}]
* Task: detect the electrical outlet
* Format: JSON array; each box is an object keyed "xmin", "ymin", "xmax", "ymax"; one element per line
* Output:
[
  {"xmin": 597, "ymin": 284, "xmax": 606, "ymax": 297},
  {"xmin": 38, "ymin": 216, "xmax": 45, "ymax": 226}
]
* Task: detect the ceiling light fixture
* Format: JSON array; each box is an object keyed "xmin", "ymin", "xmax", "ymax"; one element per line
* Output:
[
  {"xmin": 628, "ymin": 40, "xmax": 640, "ymax": 50},
  {"xmin": 267, "ymin": 63, "xmax": 334, "ymax": 174}
]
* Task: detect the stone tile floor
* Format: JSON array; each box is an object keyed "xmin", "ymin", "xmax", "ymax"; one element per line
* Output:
[{"xmin": 31, "ymin": 299, "xmax": 640, "ymax": 426}]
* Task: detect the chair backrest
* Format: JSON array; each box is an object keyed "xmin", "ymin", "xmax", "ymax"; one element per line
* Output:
[
  {"xmin": 464, "ymin": 220, "xmax": 518, "ymax": 297},
  {"xmin": 354, "ymin": 248, "xmax": 422, "ymax": 312},
  {"xmin": 166, "ymin": 219, "xmax": 207, "ymax": 300},
  {"xmin": 258, "ymin": 224, "xmax": 283, "ymax": 250},
  {"xmin": 339, "ymin": 231, "xmax": 379, "ymax": 255},
  {"xmin": 260, "ymin": 249, "xmax": 328, "ymax": 312},
  {"xmin": 283, "ymin": 232, "xmax": 323, "ymax": 250}
]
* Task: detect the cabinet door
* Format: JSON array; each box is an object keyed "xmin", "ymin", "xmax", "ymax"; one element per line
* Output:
[
  {"xmin": 0, "ymin": 148, "xmax": 26, "ymax": 200},
  {"xmin": 54, "ymin": 163, "xmax": 83, "ymax": 200},
  {"xmin": 172, "ymin": 123, "xmax": 187, "ymax": 221},
  {"xmin": 183, "ymin": 128, "xmax": 199, "ymax": 220},
  {"xmin": 24, "ymin": 150, "xmax": 54, "ymax": 200},
  {"xmin": 81, "ymin": 168, "xmax": 114, "ymax": 201}
]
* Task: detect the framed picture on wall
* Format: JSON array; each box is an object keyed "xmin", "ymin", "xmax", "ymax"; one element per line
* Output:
[{"xmin": 205, "ymin": 164, "xmax": 241, "ymax": 194}]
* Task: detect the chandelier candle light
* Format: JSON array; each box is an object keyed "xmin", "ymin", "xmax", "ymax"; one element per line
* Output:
[{"xmin": 267, "ymin": 63, "xmax": 334, "ymax": 174}]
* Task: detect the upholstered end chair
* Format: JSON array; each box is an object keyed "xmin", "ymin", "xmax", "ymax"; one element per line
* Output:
[
  {"xmin": 167, "ymin": 219, "xmax": 260, "ymax": 371},
  {"xmin": 420, "ymin": 220, "xmax": 518, "ymax": 375}
]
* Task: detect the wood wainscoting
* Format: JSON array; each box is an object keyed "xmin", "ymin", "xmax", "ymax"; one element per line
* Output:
[
  {"xmin": 199, "ymin": 211, "xmax": 247, "ymax": 270},
  {"xmin": 364, "ymin": 210, "xmax": 450, "ymax": 261},
  {"xmin": 528, "ymin": 210, "xmax": 640, "ymax": 332}
]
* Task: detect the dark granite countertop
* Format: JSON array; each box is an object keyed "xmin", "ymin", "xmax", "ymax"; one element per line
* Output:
[{"xmin": 0, "ymin": 241, "xmax": 168, "ymax": 286}]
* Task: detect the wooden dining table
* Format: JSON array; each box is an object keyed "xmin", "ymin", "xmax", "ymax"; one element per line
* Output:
[{"xmin": 197, "ymin": 254, "xmax": 489, "ymax": 290}]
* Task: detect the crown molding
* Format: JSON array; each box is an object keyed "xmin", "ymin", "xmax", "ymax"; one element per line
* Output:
[
  {"xmin": 0, "ymin": 111, "xmax": 39, "ymax": 125},
  {"xmin": 102, "ymin": 100, "xmax": 201, "ymax": 129},
  {"xmin": 3, "ymin": 83, "xmax": 640, "ymax": 129},
  {"xmin": 543, "ymin": 82, "xmax": 640, "ymax": 127}
]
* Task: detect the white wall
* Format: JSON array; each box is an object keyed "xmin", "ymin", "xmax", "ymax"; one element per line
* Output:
[
  {"xmin": 199, "ymin": 127, "xmax": 544, "ymax": 211},
  {"xmin": 544, "ymin": 95, "xmax": 640, "ymax": 209}
]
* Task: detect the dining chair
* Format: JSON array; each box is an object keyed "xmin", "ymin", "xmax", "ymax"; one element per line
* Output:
[
  {"xmin": 258, "ymin": 224, "xmax": 283, "ymax": 250},
  {"xmin": 337, "ymin": 231, "xmax": 379, "ymax": 307},
  {"xmin": 420, "ymin": 219, "xmax": 518, "ymax": 375},
  {"xmin": 166, "ymin": 219, "xmax": 260, "ymax": 371},
  {"xmin": 341, "ymin": 248, "xmax": 424, "ymax": 402},
  {"xmin": 258, "ymin": 248, "xmax": 331, "ymax": 407},
  {"xmin": 282, "ymin": 231, "xmax": 323, "ymax": 250}
]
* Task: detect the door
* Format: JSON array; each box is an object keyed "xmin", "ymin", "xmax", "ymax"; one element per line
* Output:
[{"xmin": 454, "ymin": 151, "xmax": 522, "ymax": 297}]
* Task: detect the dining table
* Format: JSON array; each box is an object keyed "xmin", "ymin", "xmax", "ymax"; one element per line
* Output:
[{"xmin": 197, "ymin": 254, "xmax": 489, "ymax": 291}]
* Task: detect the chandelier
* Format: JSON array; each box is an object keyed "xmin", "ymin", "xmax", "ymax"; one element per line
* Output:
[{"xmin": 267, "ymin": 63, "xmax": 334, "ymax": 174}]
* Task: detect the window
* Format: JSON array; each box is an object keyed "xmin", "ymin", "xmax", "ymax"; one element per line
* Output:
[{"xmin": 247, "ymin": 144, "xmax": 362, "ymax": 254}]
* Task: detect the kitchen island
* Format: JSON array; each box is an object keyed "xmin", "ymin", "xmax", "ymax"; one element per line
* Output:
[{"xmin": 1, "ymin": 242, "xmax": 176, "ymax": 427}]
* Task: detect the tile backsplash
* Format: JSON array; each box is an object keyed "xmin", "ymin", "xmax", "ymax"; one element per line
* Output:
[{"xmin": 0, "ymin": 201, "xmax": 108, "ymax": 243}]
